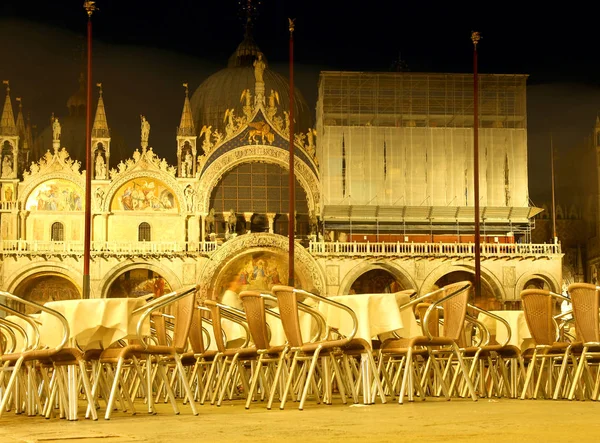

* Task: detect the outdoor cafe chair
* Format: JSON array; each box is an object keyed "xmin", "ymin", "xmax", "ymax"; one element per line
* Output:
[{"xmin": 94, "ymin": 285, "xmax": 199, "ymax": 419}]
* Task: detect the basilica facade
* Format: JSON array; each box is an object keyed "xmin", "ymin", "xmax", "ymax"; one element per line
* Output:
[{"xmin": 0, "ymin": 32, "xmax": 562, "ymax": 309}]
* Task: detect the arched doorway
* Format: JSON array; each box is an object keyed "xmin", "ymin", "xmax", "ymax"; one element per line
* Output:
[
  {"xmin": 433, "ymin": 271, "xmax": 500, "ymax": 310},
  {"xmin": 349, "ymin": 269, "xmax": 405, "ymax": 295},
  {"xmin": 106, "ymin": 269, "xmax": 172, "ymax": 298},
  {"xmin": 12, "ymin": 273, "xmax": 80, "ymax": 314},
  {"xmin": 522, "ymin": 277, "xmax": 550, "ymax": 290}
]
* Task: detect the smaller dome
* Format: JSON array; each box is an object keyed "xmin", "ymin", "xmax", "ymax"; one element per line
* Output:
[
  {"xmin": 67, "ymin": 73, "xmax": 86, "ymax": 117},
  {"xmin": 227, "ymin": 33, "xmax": 266, "ymax": 68}
]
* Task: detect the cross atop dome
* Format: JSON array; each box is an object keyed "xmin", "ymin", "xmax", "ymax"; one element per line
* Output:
[{"xmin": 238, "ymin": 0, "xmax": 262, "ymax": 38}]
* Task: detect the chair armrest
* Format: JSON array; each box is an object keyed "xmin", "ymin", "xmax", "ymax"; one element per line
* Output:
[
  {"xmin": 0, "ymin": 319, "xmax": 21, "ymax": 353},
  {"xmin": 135, "ymin": 285, "xmax": 199, "ymax": 349},
  {"xmin": 0, "ymin": 293, "xmax": 67, "ymax": 351},
  {"xmin": 293, "ymin": 288, "xmax": 357, "ymax": 343},
  {"xmin": 464, "ymin": 314, "xmax": 490, "ymax": 347},
  {"xmin": 467, "ymin": 303, "xmax": 511, "ymax": 347}
]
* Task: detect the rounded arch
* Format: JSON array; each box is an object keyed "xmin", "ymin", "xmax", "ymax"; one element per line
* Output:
[
  {"xmin": 419, "ymin": 263, "xmax": 506, "ymax": 301},
  {"xmin": 22, "ymin": 177, "xmax": 85, "ymax": 212},
  {"xmin": 6, "ymin": 262, "xmax": 83, "ymax": 296},
  {"xmin": 514, "ymin": 271, "xmax": 561, "ymax": 296},
  {"xmin": 198, "ymin": 145, "xmax": 319, "ymax": 214},
  {"xmin": 102, "ymin": 169, "xmax": 185, "ymax": 213},
  {"xmin": 337, "ymin": 261, "xmax": 417, "ymax": 296},
  {"xmin": 197, "ymin": 233, "xmax": 325, "ymax": 300},
  {"xmin": 99, "ymin": 262, "xmax": 183, "ymax": 299}
]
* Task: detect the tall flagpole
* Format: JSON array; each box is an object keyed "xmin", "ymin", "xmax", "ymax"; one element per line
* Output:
[
  {"xmin": 551, "ymin": 134, "xmax": 557, "ymax": 244},
  {"xmin": 83, "ymin": 1, "xmax": 97, "ymax": 298},
  {"xmin": 472, "ymin": 31, "xmax": 481, "ymax": 300},
  {"xmin": 288, "ymin": 18, "xmax": 296, "ymax": 287}
]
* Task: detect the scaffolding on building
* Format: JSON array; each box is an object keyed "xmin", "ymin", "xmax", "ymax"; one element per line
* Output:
[{"xmin": 317, "ymin": 71, "xmax": 527, "ymax": 129}]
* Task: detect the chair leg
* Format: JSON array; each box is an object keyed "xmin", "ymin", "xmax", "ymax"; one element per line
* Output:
[
  {"xmin": 173, "ymin": 354, "xmax": 198, "ymax": 415},
  {"xmin": 330, "ymin": 354, "xmax": 348, "ymax": 404},
  {"xmin": 568, "ymin": 347, "xmax": 587, "ymax": 400},
  {"xmin": 78, "ymin": 361, "xmax": 97, "ymax": 421},
  {"xmin": 156, "ymin": 362, "xmax": 179, "ymax": 414},
  {"xmin": 280, "ymin": 352, "xmax": 299, "ymax": 410},
  {"xmin": 267, "ymin": 350, "xmax": 288, "ymax": 410},
  {"xmin": 452, "ymin": 343, "xmax": 477, "ymax": 401},
  {"xmin": 217, "ymin": 355, "xmax": 239, "ymax": 406},
  {"xmin": 104, "ymin": 358, "xmax": 125, "ymax": 420},
  {"xmin": 0, "ymin": 357, "xmax": 24, "ymax": 418},
  {"xmin": 299, "ymin": 348, "xmax": 322, "ymax": 410},
  {"xmin": 398, "ymin": 348, "xmax": 413, "ymax": 404},
  {"xmin": 245, "ymin": 355, "xmax": 264, "ymax": 409}
]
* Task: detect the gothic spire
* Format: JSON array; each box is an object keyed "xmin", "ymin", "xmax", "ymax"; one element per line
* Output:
[
  {"xmin": 0, "ymin": 80, "xmax": 17, "ymax": 136},
  {"xmin": 25, "ymin": 113, "xmax": 34, "ymax": 153},
  {"xmin": 177, "ymin": 83, "xmax": 195, "ymax": 137},
  {"xmin": 92, "ymin": 83, "xmax": 110, "ymax": 138},
  {"xmin": 15, "ymin": 97, "xmax": 25, "ymax": 139}
]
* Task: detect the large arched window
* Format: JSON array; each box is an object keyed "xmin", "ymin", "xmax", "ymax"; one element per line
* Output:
[
  {"xmin": 51, "ymin": 222, "xmax": 64, "ymax": 241},
  {"xmin": 138, "ymin": 222, "xmax": 151, "ymax": 241}
]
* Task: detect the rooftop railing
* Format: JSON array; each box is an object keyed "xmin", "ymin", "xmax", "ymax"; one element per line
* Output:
[
  {"xmin": 307, "ymin": 241, "xmax": 562, "ymax": 258},
  {"xmin": 0, "ymin": 239, "xmax": 561, "ymax": 259}
]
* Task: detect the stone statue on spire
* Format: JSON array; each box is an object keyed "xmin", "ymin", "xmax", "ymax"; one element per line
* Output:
[
  {"xmin": 140, "ymin": 115, "xmax": 150, "ymax": 149},
  {"xmin": 253, "ymin": 53, "xmax": 266, "ymax": 83},
  {"xmin": 52, "ymin": 117, "xmax": 61, "ymax": 141}
]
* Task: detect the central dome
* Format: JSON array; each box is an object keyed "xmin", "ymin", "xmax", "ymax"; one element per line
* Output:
[{"xmin": 190, "ymin": 33, "xmax": 313, "ymax": 137}]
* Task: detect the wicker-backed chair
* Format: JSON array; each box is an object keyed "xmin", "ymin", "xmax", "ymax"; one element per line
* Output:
[
  {"xmin": 0, "ymin": 292, "xmax": 98, "ymax": 421},
  {"xmin": 461, "ymin": 305, "xmax": 526, "ymax": 398},
  {"xmin": 95, "ymin": 285, "xmax": 199, "ymax": 419},
  {"xmin": 567, "ymin": 283, "xmax": 600, "ymax": 400},
  {"xmin": 379, "ymin": 281, "xmax": 478, "ymax": 404},
  {"xmin": 201, "ymin": 299, "xmax": 256, "ymax": 406},
  {"xmin": 271, "ymin": 285, "xmax": 385, "ymax": 410},
  {"xmin": 183, "ymin": 306, "xmax": 218, "ymax": 402},
  {"xmin": 239, "ymin": 290, "xmax": 291, "ymax": 409},
  {"xmin": 519, "ymin": 289, "xmax": 576, "ymax": 400}
]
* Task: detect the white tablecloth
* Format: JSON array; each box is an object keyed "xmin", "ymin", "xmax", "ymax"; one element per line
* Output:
[
  {"xmin": 319, "ymin": 293, "xmax": 404, "ymax": 343},
  {"xmin": 40, "ymin": 298, "xmax": 150, "ymax": 350}
]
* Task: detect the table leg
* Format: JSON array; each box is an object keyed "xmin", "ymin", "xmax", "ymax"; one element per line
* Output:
[
  {"xmin": 67, "ymin": 365, "xmax": 78, "ymax": 420},
  {"xmin": 360, "ymin": 352, "xmax": 373, "ymax": 405}
]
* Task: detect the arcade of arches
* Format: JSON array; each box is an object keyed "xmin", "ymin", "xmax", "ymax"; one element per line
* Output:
[
  {"xmin": 349, "ymin": 269, "xmax": 503, "ymax": 311},
  {"xmin": 209, "ymin": 162, "xmax": 310, "ymax": 236}
]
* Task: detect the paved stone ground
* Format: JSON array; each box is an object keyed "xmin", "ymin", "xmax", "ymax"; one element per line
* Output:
[{"xmin": 1, "ymin": 398, "xmax": 599, "ymax": 443}]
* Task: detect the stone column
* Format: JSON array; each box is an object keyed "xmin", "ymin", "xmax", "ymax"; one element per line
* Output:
[
  {"xmin": 243, "ymin": 212, "xmax": 253, "ymax": 234},
  {"xmin": 199, "ymin": 213, "xmax": 206, "ymax": 244},
  {"xmin": 187, "ymin": 215, "xmax": 199, "ymax": 251},
  {"xmin": 222, "ymin": 212, "xmax": 229, "ymax": 235},
  {"xmin": 266, "ymin": 212, "xmax": 276, "ymax": 234},
  {"xmin": 18, "ymin": 210, "xmax": 29, "ymax": 240},
  {"xmin": 101, "ymin": 213, "xmax": 110, "ymax": 244}
]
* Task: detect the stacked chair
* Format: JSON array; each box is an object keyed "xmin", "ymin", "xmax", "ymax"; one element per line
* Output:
[{"xmin": 6, "ymin": 279, "xmax": 600, "ymax": 423}]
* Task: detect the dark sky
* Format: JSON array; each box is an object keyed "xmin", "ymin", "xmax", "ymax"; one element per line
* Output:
[{"xmin": 1, "ymin": 1, "xmax": 599, "ymax": 205}]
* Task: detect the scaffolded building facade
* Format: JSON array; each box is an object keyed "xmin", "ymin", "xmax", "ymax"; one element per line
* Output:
[{"xmin": 316, "ymin": 71, "xmax": 537, "ymax": 241}]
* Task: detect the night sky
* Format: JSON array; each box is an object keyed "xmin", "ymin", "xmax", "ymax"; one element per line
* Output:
[{"xmin": 1, "ymin": 1, "xmax": 599, "ymax": 205}]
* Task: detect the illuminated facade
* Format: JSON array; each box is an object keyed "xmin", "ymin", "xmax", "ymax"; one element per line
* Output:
[{"xmin": 0, "ymin": 32, "xmax": 562, "ymax": 308}]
